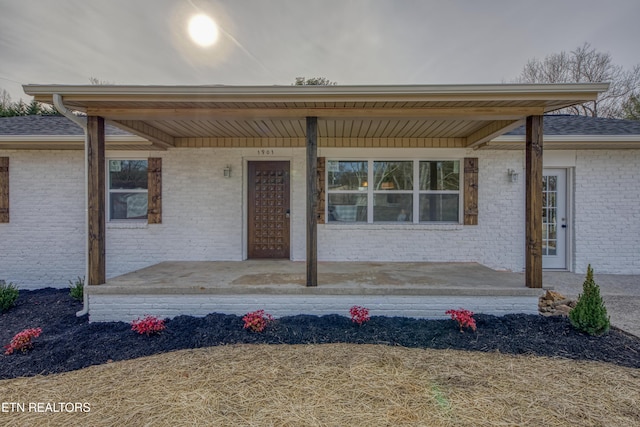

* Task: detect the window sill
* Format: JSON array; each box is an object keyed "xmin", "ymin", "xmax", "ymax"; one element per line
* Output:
[
  {"xmin": 321, "ymin": 223, "xmax": 463, "ymax": 231},
  {"xmin": 107, "ymin": 221, "xmax": 148, "ymax": 229}
]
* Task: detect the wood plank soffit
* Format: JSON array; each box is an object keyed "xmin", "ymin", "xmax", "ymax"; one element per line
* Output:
[
  {"xmin": 466, "ymin": 120, "xmax": 523, "ymax": 148},
  {"xmin": 110, "ymin": 120, "xmax": 175, "ymax": 149},
  {"xmin": 172, "ymin": 137, "xmax": 467, "ymax": 148}
]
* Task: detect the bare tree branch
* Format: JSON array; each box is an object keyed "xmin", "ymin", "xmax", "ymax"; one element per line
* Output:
[{"xmin": 514, "ymin": 43, "xmax": 640, "ymax": 118}]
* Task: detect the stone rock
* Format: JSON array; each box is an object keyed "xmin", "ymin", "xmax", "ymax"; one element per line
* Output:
[
  {"xmin": 538, "ymin": 290, "xmax": 576, "ymax": 316},
  {"xmin": 541, "ymin": 290, "xmax": 566, "ymax": 302}
]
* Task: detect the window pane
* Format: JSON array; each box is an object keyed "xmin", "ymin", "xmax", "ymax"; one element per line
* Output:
[
  {"xmin": 109, "ymin": 160, "xmax": 148, "ymax": 190},
  {"xmin": 547, "ymin": 241, "xmax": 557, "ymax": 256},
  {"xmin": 419, "ymin": 161, "xmax": 459, "ymax": 190},
  {"xmin": 328, "ymin": 194, "xmax": 367, "ymax": 222},
  {"xmin": 419, "ymin": 194, "xmax": 459, "ymax": 222},
  {"xmin": 373, "ymin": 161, "xmax": 413, "ymax": 190},
  {"xmin": 327, "ymin": 161, "xmax": 368, "ymax": 191},
  {"xmin": 110, "ymin": 193, "xmax": 148, "ymax": 220},
  {"xmin": 373, "ymin": 194, "xmax": 412, "ymax": 222}
]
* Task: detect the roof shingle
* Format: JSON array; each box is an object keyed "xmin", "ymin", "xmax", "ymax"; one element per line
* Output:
[
  {"xmin": 507, "ymin": 115, "xmax": 640, "ymax": 135},
  {"xmin": 0, "ymin": 115, "xmax": 130, "ymax": 136}
]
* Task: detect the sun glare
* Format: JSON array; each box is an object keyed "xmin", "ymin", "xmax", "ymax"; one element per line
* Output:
[{"xmin": 188, "ymin": 14, "xmax": 219, "ymax": 47}]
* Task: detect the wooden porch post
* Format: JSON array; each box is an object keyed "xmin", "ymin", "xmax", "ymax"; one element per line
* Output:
[
  {"xmin": 87, "ymin": 116, "xmax": 106, "ymax": 286},
  {"xmin": 306, "ymin": 116, "xmax": 318, "ymax": 287},
  {"xmin": 525, "ymin": 115, "xmax": 543, "ymax": 288}
]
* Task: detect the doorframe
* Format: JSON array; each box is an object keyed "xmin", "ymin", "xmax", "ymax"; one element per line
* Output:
[
  {"xmin": 566, "ymin": 167, "xmax": 574, "ymax": 272},
  {"xmin": 242, "ymin": 157, "xmax": 294, "ymax": 260},
  {"xmin": 542, "ymin": 167, "xmax": 573, "ymax": 271}
]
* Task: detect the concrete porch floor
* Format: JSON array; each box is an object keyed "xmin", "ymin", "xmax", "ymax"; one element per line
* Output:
[
  {"xmin": 91, "ymin": 261, "xmax": 542, "ymax": 297},
  {"xmin": 86, "ymin": 262, "xmax": 545, "ymax": 322}
]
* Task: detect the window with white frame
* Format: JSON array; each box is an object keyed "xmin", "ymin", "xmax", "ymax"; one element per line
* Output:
[
  {"xmin": 418, "ymin": 160, "xmax": 460, "ymax": 222},
  {"xmin": 108, "ymin": 159, "xmax": 148, "ymax": 220},
  {"xmin": 327, "ymin": 160, "xmax": 368, "ymax": 222},
  {"xmin": 373, "ymin": 161, "xmax": 413, "ymax": 222},
  {"xmin": 327, "ymin": 159, "xmax": 460, "ymax": 223}
]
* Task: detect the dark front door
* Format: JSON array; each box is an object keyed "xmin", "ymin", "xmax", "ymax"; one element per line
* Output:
[{"xmin": 248, "ymin": 161, "xmax": 291, "ymax": 259}]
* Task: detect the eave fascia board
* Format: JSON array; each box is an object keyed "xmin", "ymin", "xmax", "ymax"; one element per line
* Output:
[{"xmin": 23, "ymin": 83, "xmax": 610, "ymax": 103}]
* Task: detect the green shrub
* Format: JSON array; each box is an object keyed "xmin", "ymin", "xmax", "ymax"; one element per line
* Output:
[
  {"xmin": 0, "ymin": 280, "xmax": 19, "ymax": 312},
  {"xmin": 569, "ymin": 265, "xmax": 610, "ymax": 336},
  {"xmin": 69, "ymin": 276, "xmax": 84, "ymax": 301}
]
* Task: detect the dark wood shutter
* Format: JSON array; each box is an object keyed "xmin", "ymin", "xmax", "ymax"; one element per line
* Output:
[
  {"xmin": 147, "ymin": 157, "xmax": 162, "ymax": 224},
  {"xmin": 0, "ymin": 157, "xmax": 8, "ymax": 223},
  {"xmin": 463, "ymin": 157, "xmax": 478, "ymax": 225},
  {"xmin": 317, "ymin": 157, "xmax": 326, "ymax": 223}
]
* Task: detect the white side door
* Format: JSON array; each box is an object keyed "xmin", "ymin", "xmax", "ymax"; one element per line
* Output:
[{"xmin": 542, "ymin": 169, "xmax": 567, "ymax": 269}]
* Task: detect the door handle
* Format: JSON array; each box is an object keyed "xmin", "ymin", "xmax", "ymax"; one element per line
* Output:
[
  {"xmin": 561, "ymin": 224, "xmax": 567, "ymax": 228},
  {"xmin": 285, "ymin": 209, "xmax": 290, "ymax": 219}
]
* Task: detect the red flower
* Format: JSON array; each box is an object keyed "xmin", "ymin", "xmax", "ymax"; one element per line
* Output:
[
  {"xmin": 445, "ymin": 309, "xmax": 477, "ymax": 332},
  {"xmin": 242, "ymin": 310, "xmax": 274, "ymax": 333},
  {"xmin": 4, "ymin": 328, "xmax": 42, "ymax": 355},
  {"xmin": 349, "ymin": 306, "xmax": 370, "ymax": 325},
  {"xmin": 131, "ymin": 315, "xmax": 166, "ymax": 336}
]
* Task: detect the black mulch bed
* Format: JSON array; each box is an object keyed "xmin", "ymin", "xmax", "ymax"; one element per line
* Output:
[{"xmin": 2, "ymin": 288, "xmax": 639, "ymax": 379}]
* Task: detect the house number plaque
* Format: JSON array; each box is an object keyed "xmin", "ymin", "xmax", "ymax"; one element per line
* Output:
[{"xmin": 257, "ymin": 149, "xmax": 276, "ymax": 155}]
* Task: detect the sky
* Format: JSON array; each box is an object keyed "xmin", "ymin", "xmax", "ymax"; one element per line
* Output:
[{"xmin": 1, "ymin": 0, "xmax": 639, "ymax": 101}]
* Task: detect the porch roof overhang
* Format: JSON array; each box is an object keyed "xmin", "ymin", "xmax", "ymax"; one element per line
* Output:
[{"xmin": 23, "ymin": 83, "xmax": 609, "ymax": 151}]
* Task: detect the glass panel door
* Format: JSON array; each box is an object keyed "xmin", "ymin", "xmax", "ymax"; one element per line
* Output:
[{"xmin": 542, "ymin": 169, "xmax": 567, "ymax": 269}]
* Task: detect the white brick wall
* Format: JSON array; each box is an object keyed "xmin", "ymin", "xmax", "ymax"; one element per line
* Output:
[
  {"xmin": 0, "ymin": 150, "xmax": 85, "ymax": 288},
  {"xmin": 573, "ymin": 150, "xmax": 640, "ymax": 274},
  {"xmin": 2, "ymin": 147, "xmax": 640, "ymax": 289},
  {"xmin": 106, "ymin": 148, "xmax": 246, "ymax": 277},
  {"xmin": 88, "ymin": 293, "xmax": 540, "ymax": 323}
]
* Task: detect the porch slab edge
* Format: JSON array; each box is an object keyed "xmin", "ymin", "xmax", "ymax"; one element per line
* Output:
[
  {"xmin": 86, "ymin": 285, "xmax": 545, "ymax": 297},
  {"xmin": 88, "ymin": 294, "xmax": 540, "ymax": 323}
]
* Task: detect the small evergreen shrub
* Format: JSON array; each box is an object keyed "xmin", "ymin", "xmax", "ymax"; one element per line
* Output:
[
  {"xmin": 0, "ymin": 280, "xmax": 19, "ymax": 312},
  {"xmin": 69, "ymin": 276, "xmax": 84, "ymax": 301},
  {"xmin": 569, "ymin": 264, "xmax": 610, "ymax": 336}
]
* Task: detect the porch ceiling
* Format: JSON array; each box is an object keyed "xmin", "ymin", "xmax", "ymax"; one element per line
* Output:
[{"xmin": 24, "ymin": 83, "xmax": 608, "ymax": 150}]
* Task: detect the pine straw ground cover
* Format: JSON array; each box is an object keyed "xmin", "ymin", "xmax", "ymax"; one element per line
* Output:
[
  {"xmin": 1, "ymin": 344, "xmax": 639, "ymax": 427},
  {"xmin": 1, "ymin": 288, "xmax": 640, "ymax": 426}
]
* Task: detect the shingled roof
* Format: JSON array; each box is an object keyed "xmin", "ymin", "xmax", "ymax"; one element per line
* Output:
[
  {"xmin": 507, "ymin": 115, "xmax": 640, "ymax": 135},
  {"xmin": 0, "ymin": 115, "xmax": 130, "ymax": 136}
]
